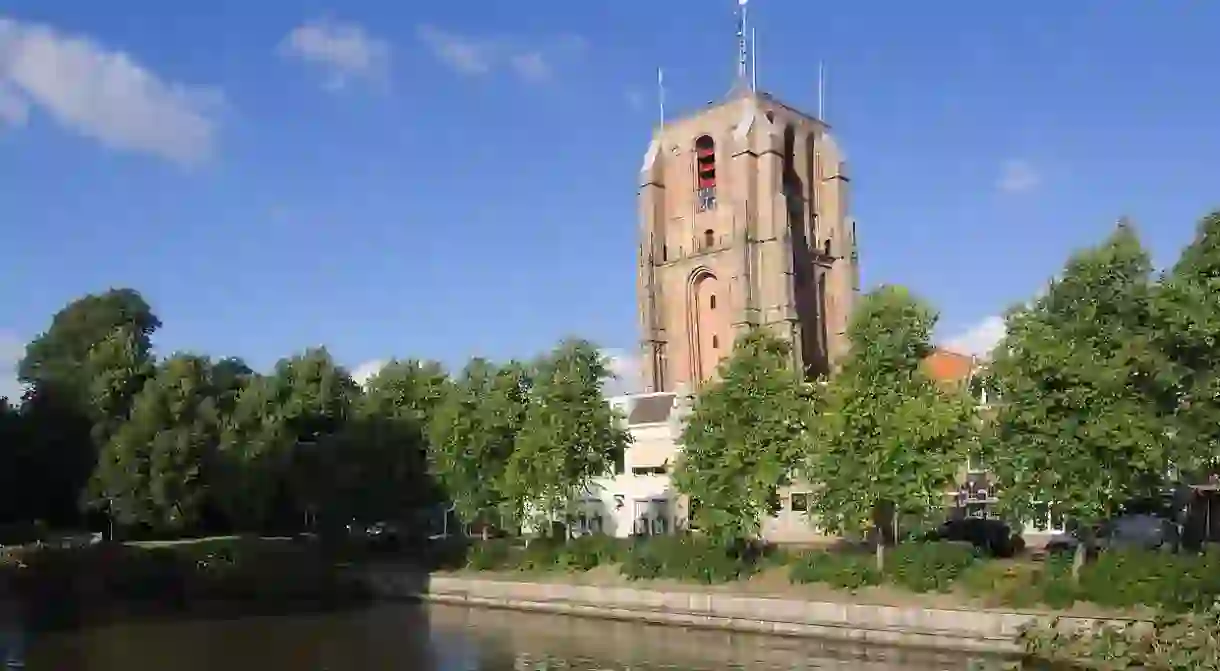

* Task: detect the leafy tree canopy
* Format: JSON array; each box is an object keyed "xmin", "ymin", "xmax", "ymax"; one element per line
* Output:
[
  {"xmin": 674, "ymin": 328, "xmax": 814, "ymax": 544},
  {"xmin": 504, "ymin": 339, "xmax": 629, "ymax": 534},
  {"xmin": 428, "ymin": 359, "xmax": 530, "ymax": 528},
  {"xmin": 987, "ymin": 223, "xmax": 1171, "ymax": 530},
  {"xmin": 93, "ymin": 354, "xmax": 221, "ymax": 531},
  {"xmin": 1153, "ymin": 210, "xmax": 1220, "ymax": 473},
  {"xmin": 808, "ymin": 285, "xmax": 975, "ymax": 549}
]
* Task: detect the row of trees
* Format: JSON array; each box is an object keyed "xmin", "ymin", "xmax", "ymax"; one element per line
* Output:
[
  {"xmin": 4, "ymin": 210, "xmax": 1218, "ymax": 568},
  {"xmin": 0, "ymin": 288, "xmax": 629, "ymax": 537},
  {"xmin": 676, "ymin": 211, "xmax": 1220, "ymax": 569}
]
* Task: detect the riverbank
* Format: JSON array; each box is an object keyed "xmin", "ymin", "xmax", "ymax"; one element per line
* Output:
[
  {"xmin": 1, "ymin": 536, "xmax": 369, "ymax": 631},
  {"xmin": 362, "ymin": 567, "xmax": 1145, "ymax": 655}
]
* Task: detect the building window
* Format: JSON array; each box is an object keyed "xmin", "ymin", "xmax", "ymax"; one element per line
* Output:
[
  {"xmin": 790, "ymin": 492, "xmax": 810, "ymax": 513},
  {"xmin": 703, "ymin": 229, "xmax": 715, "ymax": 249},
  {"xmin": 695, "ymin": 135, "xmax": 717, "ymax": 212},
  {"xmin": 709, "ymin": 294, "xmax": 717, "ymax": 310},
  {"xmin": 711, "ymin": 335, "xmax": 719, "ymax": 349},
  {"xmin": 823, "ymin": 238, "xmax": 832, "ymax": 257}
]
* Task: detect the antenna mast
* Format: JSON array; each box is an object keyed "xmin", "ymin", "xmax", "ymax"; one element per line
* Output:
[
  {"xmin": 817, "ymin": 61, "xmax": 826, "ymax": 119},
  {"xmin": 751, "ymin": 27, "xmax": 758, "ymax": 91},
  {"xmin": 736, "ymin": 0, "xmax": 750, "ymax": 90},
  {"xmin": 657, "ymin": 67, "xmax": 666, "ymax": 129}
]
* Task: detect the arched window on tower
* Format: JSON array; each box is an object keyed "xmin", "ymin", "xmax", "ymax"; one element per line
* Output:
[
  {"xmin": 703, "ymin": 229, "xmax": 715, "ymax": 249},
  {"xmin": 695, "ymin": 135, "xmax": 717, "ymax": 213}
]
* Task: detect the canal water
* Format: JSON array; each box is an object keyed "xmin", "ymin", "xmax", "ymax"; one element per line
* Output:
[{"xmin": 8, "ymin": 603, "xmax": 1008, "ymax": 670}]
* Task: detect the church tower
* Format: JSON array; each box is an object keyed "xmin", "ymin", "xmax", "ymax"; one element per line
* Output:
[{"xmin": 636, "ymin": 73, "xmax": 859, "ymax": 392}]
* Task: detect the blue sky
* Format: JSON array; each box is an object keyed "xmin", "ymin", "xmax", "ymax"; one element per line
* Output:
[{"xmin": 2, "ymin": 0, "xmax": 1219, "ymax": 398}]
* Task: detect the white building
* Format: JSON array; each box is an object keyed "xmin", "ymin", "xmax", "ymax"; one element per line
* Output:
[
  {"xmin": 572, "ymin": 388, "xmax": 1066, "ymax": 546},
  {"xmin": 572, "ymin": 390, "xmax": 827, "ymax": 544}
]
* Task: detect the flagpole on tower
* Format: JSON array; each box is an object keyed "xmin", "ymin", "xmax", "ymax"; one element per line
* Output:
[
  {"xmin": 737, "ymin": 0, "xmax": 749, "ymax": 89},
  {"xmin": 817, "ymin": 61, "xmax": 826, "ymax": 120},
  {"xmin": 657, "ymin": 67, "xmax": 666, "ymax": 130},
  {"xmin": 751, "ymin": 27, "xmax": 758, "ymax": 91}
]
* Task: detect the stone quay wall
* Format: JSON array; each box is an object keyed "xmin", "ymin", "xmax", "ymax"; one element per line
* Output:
[{"xmin": 361, "ymin": 571, "xmax": 1146, "ymax": 655}]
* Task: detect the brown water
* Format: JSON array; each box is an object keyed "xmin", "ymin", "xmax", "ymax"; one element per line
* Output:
[{"xmin": 6, "ymin": 604, "xmax": 1008, "ymax": 670}]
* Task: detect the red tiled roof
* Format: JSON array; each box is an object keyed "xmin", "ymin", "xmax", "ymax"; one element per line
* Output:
[{"xmin": 923, "ymin": 348, "xmax": 976, "ymax": 385}]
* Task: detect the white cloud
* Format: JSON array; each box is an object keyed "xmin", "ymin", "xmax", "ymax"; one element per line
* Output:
[
  {"xmin": 0, "ymin": 16, "xmax": 221, "ymax": 163},
  {"xmin": 417, "ymin": 25, "xmax": 493, "ymax": 76},
  {"xmin": 0, "ymin": 81, "xmax": 28, "ymax": 126},
  {"xmin": 943, "ymin": 315, "xmax": 1006, "ymax": 358},
  {"xmin": 281, "ymin": 19, "xmax": 390, "ymax": 91},
  {"xmin": 351, "ymin": 359, "xmax": 387, "ymax": 387},
  {"xmin": 0, "ymin": 331, "xmax": 24, "ymax": 402},
  {"xmin": 997, "ymin": 159, "xmax": 1040, "ymax": 194},
  {"xmin": 509, "ymin": 51, "xmax": 550, "ymax": 83},
  {"xmin": 601, "ymin": 348, "xmax": 643, "ymax": 397},
  {"xmin": 625, "ymin": 89, "xmax": 646, "ymax": 111},
  {"xmin": 416, "ymin": 25, "xmax": 582, "ymax": 84}
]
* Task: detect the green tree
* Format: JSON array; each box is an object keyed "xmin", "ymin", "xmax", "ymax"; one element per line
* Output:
[
  {"xmin": 19, "ymin": 288, "xmax": 160, "ymax": 395},
  {"xmin": 808, "ymin": 285, "xmax": 976, "ymax": 571},
  {"xmin": 428, "ymin": 358, "xmax": 530, "ymax": 535},
  {"xmin": 17, "ymin": 289, "xmax": 160, "ymax": 525},
  {"xmin": 93, "ymin": 355, "xmax": 221, "ymax": 532},
  {"xmin": 335, "ymin": 359, "xmax": 449, "ymax": 525},
  {"xmin": 1153, "ymin": 210, "xmax": 1220, "ymax": 477},
  {"xmin": 210, "ymin": 356, "xmax": 255, "ymax": 419},
  {"xmin": 986, "ymin": 223, "xmax": 1169, "ymax": 576},
  {"xmin": 216, "ymin": 348, "xmax": 359, "ymax": 531},
  {"xmin": 673, "ymin": 329, "xmax": 815, "ymax": 544},
  {"xmin": 504, "ymin": 340, "xmax": 630, "ymax": 537}
]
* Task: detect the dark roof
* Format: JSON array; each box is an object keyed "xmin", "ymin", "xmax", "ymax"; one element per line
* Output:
[{"xmin": 627, "ymin": 394, "xmax": 675, "ymax": 426}]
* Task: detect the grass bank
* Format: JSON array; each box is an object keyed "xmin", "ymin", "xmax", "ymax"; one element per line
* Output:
[
  {"xmin": 429, "ymin": 535, "xmax": 1220, "ymax": 618},
  {"xmin": 426, "ymin": 536, "xmax": 1220, "ymax": 667},
  {"xmin": 0, "ymin": 536, "xmax": 369, "ymax": 630}
]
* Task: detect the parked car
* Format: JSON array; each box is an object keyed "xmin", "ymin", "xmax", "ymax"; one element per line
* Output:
[
  {"xmin": 1046, "ymin": 513, "xmax": 1180, "ymax": 556},
  {"xmin": 923, "ymin": 518, "xmax": 1024, "ymax": 558}
]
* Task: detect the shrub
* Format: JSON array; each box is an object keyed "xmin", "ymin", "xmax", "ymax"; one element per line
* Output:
[
  {"xmin": 1076, "ymin": 548, "xmax": 1220, "ymax": 612},
  {"xmin": 621, "ymin": 536, "xmax": 759, "ymax": 584},
  {"xmin": 463, "ymin": 535, "xmax": 627, "ymax": 573},
  {"xmin": 885, "ymin": 542, "xmax": 979, "ymax": 593},
  {"xmin": 465, "ymin": 539, "xmax": 517, "ymax": 571},
  {"xmin": 553, "ymin": 535, "xmax": 627, "ymax": 571},
  {"xmin": 1020, "ymin": 604, "xmax": 1220, "ymax": 669},
  {"xmin": 788, "ymin": 550, "xmax": 881, "ymax": 591}
]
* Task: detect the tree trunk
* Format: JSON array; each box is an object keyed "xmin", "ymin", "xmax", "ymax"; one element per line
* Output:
[
  {"xmin": 1071, "ymin": 537, "xmax": 1086, "ymax": 582},
  {"xmin": 875, "ymin": 537, "xmax": 885, "ymax": 573}
]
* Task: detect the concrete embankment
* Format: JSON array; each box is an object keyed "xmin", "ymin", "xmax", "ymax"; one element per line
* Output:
[{"xmin": 362, "ymin": 570, "xmax": 1144, "ymax": 655}]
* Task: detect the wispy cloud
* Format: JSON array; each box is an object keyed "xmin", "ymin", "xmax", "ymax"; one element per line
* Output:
[
  {"xmin": 601, "ymin": 348, "xmax": 643, "ymax": 397},
  {"xmin": 416, "ymin": 25, "xmax": 585, "ymax": 84},
  {"xmin": 625, "ymin": 89, "xmax": 646, "ymax": 111},
  {"xmin": 997, "ymin": 159, "xmax": 1040, "ymax": 194},
  {"xmin": 0, "ymin": 81, "xmax": 28, "ymax": 126},
  {"xmin": 281, "ymin": 18, "xmax": 390, "ymax": 92},
  {"xmin": 0, "ymin": 16, "xmax": 222, "ymax": 164},
  {"xmin": 351, "ymin": 359, "xmax": 387, "ymax": 387},
  {"xmin": 0, "ymin": 331, "xmax": 25, "ymax": 402},
  {"xmin": 943, "ymin": 315, "xmax": 1006, "ymax": 358}
]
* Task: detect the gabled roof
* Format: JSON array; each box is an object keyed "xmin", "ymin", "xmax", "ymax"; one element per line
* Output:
[{"xmin": 923, "ymin": 348, "xmax": 977, "ymax": 386}]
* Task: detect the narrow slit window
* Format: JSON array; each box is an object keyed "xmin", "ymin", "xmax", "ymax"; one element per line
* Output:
[
  {"xmin": 703, "ymin": 229, "xmax": 715, "ymax": 249},
  {"xmin": 709, "ymin": 295, "xmax": 717, "ymax": 310},
  {"xmin": 711, "ymin": 335, "xmax": 719, "ymax": 349}
]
